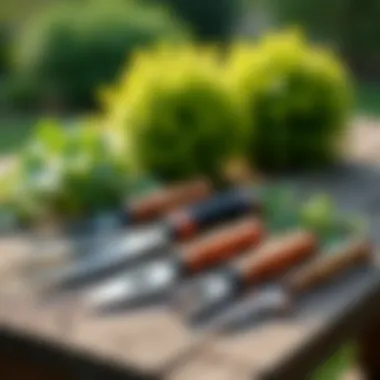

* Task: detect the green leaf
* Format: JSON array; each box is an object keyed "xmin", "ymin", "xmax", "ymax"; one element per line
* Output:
[{"xmin": 32, "ymin": 119, "xmax": 66, "ymax": 154}]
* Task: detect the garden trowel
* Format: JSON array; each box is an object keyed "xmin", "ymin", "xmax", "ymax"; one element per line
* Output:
[
  {"xmin": 173, "ymin": 230, "xmax": 319, "ymax": 323},
  {"xmin": 83, "ymin": 217, "xmax": 265, "ymax": 311}
]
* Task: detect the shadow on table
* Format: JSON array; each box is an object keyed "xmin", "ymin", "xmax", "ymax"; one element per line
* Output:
[{"xmin": 199, "ymin": 265, "xmax": 380, "ymax": 335}]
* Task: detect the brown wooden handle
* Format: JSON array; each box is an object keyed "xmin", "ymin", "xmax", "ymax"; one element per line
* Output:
[
  {"xmin": 286, "ymin": 238, "xmax": 372, "ymax": 294},
  {"xmin": 236, "ymin": 230, "xmax": 318, "ymax": 286},
  {"xmin": 129, "ymin": 178, "xmax": 212, "ymax": 222},
  {"xmin": 183, "ymin": 218, "xmax": 265, "ymax": 273}
]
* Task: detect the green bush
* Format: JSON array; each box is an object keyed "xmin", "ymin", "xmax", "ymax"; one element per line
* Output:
[
  {"xmin": 106, "ymin": 46, "xmax": 248, "ymax": 182},
  {"xmin": 228, "ymin": 30, "xmax": 352, "ymax": 170},
  {"xmin": 12, "ymin": 0, "xmax": 189, "ymax": 110},
  {"xmin": 268, "ymin": 0, "xmax": 380, "ymax": 79}
]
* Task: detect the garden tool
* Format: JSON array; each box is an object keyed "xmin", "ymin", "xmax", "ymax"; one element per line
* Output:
[
  {"xmin": 26, "ymin": 178, "xmax": 213, "ymax": 274},
  {"xmin": 39, "ymin": 189, "xmax": 261, "ymax": 291},
  {"xmin": 197, "ymin": 237, "xmax": 373, "ymax": 331},
  {"xmin": 172, "ymin": 230, "xmax": 319, "ymax": 323},
  {"xmin": 83, "ymin": 217, "xmax": 265, "ymax": 311},
  {"xmin": 119, "ymin": 177, "xmax": 212, "ymax": 225}
]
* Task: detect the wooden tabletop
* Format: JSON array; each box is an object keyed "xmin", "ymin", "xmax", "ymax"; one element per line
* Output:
[
  {"xmin": 2, "ymin": 160, "xmax": 380, "ymax": 380},
  {"xmin": 3, "ymin": 119, "xmax": 380, "ymax": 380}
]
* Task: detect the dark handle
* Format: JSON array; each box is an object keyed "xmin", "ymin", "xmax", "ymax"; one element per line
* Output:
[
  {"xmin": 125, "ymin": 178, "xmax": 212, "ymax": 224},
  {"xmin": 235, "ymin": 230, "xmax": 318, "ymax": 286},
  {"xmin": 182, "ymin": 218, "xmax": 265, "ymax": 273},
  {"xmin": 169, "ymin": 188, "xmax": 259, "ymax": 240},
  {"xmin": 285, "ymin": 238, "xmax": 372, "ymax": 294}
]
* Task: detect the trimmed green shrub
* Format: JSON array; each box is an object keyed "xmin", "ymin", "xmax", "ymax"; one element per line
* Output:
[
  {"xmin": 12, "ymin": 0, "xmax": 189, "ymax": 110},
  {"xmin": 105, "ymin": 46, "xmax": 249, "ymax": 182},
  {"xmin": 228, "ymin": 30, "xmax": 352, "ymax": 170}
]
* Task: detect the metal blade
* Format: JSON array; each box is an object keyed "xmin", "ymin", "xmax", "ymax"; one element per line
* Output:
[
  {"xmin": 172, "ymin": 269, "xmax": 239, "ymax": 324},
  {"xmin": 84, "ymin": 259, "xmax": 178, "ymax": 312},
  {"xmin": 207, "ymin": 286, "xmax": 290, "ymax": 333},
  {"xmin": 37, "ymin": 226, "xmax": 171, "ymax": 291}
]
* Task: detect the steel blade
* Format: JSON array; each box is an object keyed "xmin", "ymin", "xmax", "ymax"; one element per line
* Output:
[
  {"xmin": 84, "ymin": 259, "xmax": 179, "ymax": 312},
  {"xmin": 172, "ymin": 269, "xmax": 239, "ymax": 324},
  {"xmin": 37, "ymin": 225, "xmax": 171, "ymax": 291},
  {"xmin": 206, "ymin": 286, "xmax": 290, "ymax": 332}
]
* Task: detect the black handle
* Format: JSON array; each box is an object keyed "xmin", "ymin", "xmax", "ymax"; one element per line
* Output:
[{"xmin": 168, "ymin": 188, "xmax": 260, "ymax": 240}]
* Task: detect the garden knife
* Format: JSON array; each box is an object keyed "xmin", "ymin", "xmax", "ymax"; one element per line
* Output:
[
  {"xmin": 37, "ymin": 187, "xmax": 261, "ymax": 290},
  {"xmin": 173, "ymin": 230, "xmax": 318, "ymax": 323},
  {"xmin": 84, "ymin": 218, "xmax": 265, "ymax": 311},
  {"xmin": 202, "ymin": 237, "xmax": 373, "ymax": 331},
  {"xmin": 28, "ymin": 178, "xmax": 213, "ymax": 269}
]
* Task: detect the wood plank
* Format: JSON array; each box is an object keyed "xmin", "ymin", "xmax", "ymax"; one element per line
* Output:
[
  {"xmin": 0, "ymin": 241, "xmax": 212, "ymax": 377},
  {"xmin": 166, "ymin": 351, "xmax": 254, "ymax": 380},
  {"xmin": 71, "ymin": 307, "xmax": 200, "ymax": 375}
]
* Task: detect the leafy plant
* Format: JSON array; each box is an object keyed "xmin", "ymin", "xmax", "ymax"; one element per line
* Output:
[
  {"xmin": 105, "ymin": 45, "xmax": 249, "ymax": 182},
  {"xmin": 228, "ymin": 30, "xmax": 352, "ymax": 170},
  {"xmin": 8, "ymin": 119, "xmax": 132, "ymax": 224}
]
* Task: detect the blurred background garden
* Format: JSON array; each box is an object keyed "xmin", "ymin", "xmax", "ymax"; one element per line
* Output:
[
  {"xmin": 0, "ymin": 0, "xmax": 379, "ymax": 377},
  {"xmin": 1, "ymin": 0, "xmax": 380, "ymax": 155}
]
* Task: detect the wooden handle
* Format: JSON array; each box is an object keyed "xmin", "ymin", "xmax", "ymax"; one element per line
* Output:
[
  {"xmin": 183, "ymin": 218, "xmax": 265, "ymax": 273},
  {"xmin": 129, "ymin": 178, "xmax": 212, "ymax": 222},
  {"xmin": 236, "ymin": 230, "xmax": 318, "ymax": 286},
  {"xmin": 286, "ymin": 238, "xmax": 372, "ymax": 294}
]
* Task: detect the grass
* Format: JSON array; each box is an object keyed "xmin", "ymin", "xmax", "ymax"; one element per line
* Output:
[{"xmin": 312, "ymin": 344, "xmax": 354, "ymax": 380}]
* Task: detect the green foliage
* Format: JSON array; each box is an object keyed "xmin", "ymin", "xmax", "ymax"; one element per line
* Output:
[
  {"xmin": 8, "ymin": 119, "xmax": 132, "ymax": 223},
  {"xmin": 300, "ymin": 194, "xmax": 337, "ymax": 235},
  {"xmin": 228, "ymin": 30, "xmax": 352, "ymax": 170},
  {"xmin": 312, "ymin": 344, "xmax": 354, "ymax": 380},
  {"xmin": 155, "ymin": 0, "xmax": 241, "ymax": 42},
  {"xmin": 268, "ymin": 0, "xmax": 380, "ymax": 79},
  {"xmin": 105, "ymin": 46, "xmax": 249, "ymax": 182},
  {"xmin": 12, "ymin": 0, "xmax": 189, "ymax": 110},
  {"xmin": 0, "ymin": 26, "xmax": 10, "ymax": 76},
  {"xmin": 0, "ymin": 75, "xmax": 40, "ymax": 113}
]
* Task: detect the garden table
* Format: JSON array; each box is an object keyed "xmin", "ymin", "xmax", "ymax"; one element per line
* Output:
[{"xmin": 2, "ymin": 118, "xmax": 380, "ymax": 380}]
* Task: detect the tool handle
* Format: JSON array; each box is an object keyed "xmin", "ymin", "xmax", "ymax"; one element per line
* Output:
[
  {"xmin": 182, "ymin": 218, "xmax": 264, "ymax": 273},
  {"xmin": 126, "ymin": 178, "xmax": 212, "ymax": 224},
  {"xmin": 169, "ymin": 188, "xmax": 259, "ymax": 240},
  {"xmin": 285, "ymin": 238, "xmax": 372, "ymax": 294},
  {"xmin": 235, "ymin": 230, "xmax": 318, "ymax": 286}
]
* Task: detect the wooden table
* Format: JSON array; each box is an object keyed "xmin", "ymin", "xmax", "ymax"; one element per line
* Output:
[{"xmin": 2, "ymin": 161, "xmax": 380, "ymax": 380}]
